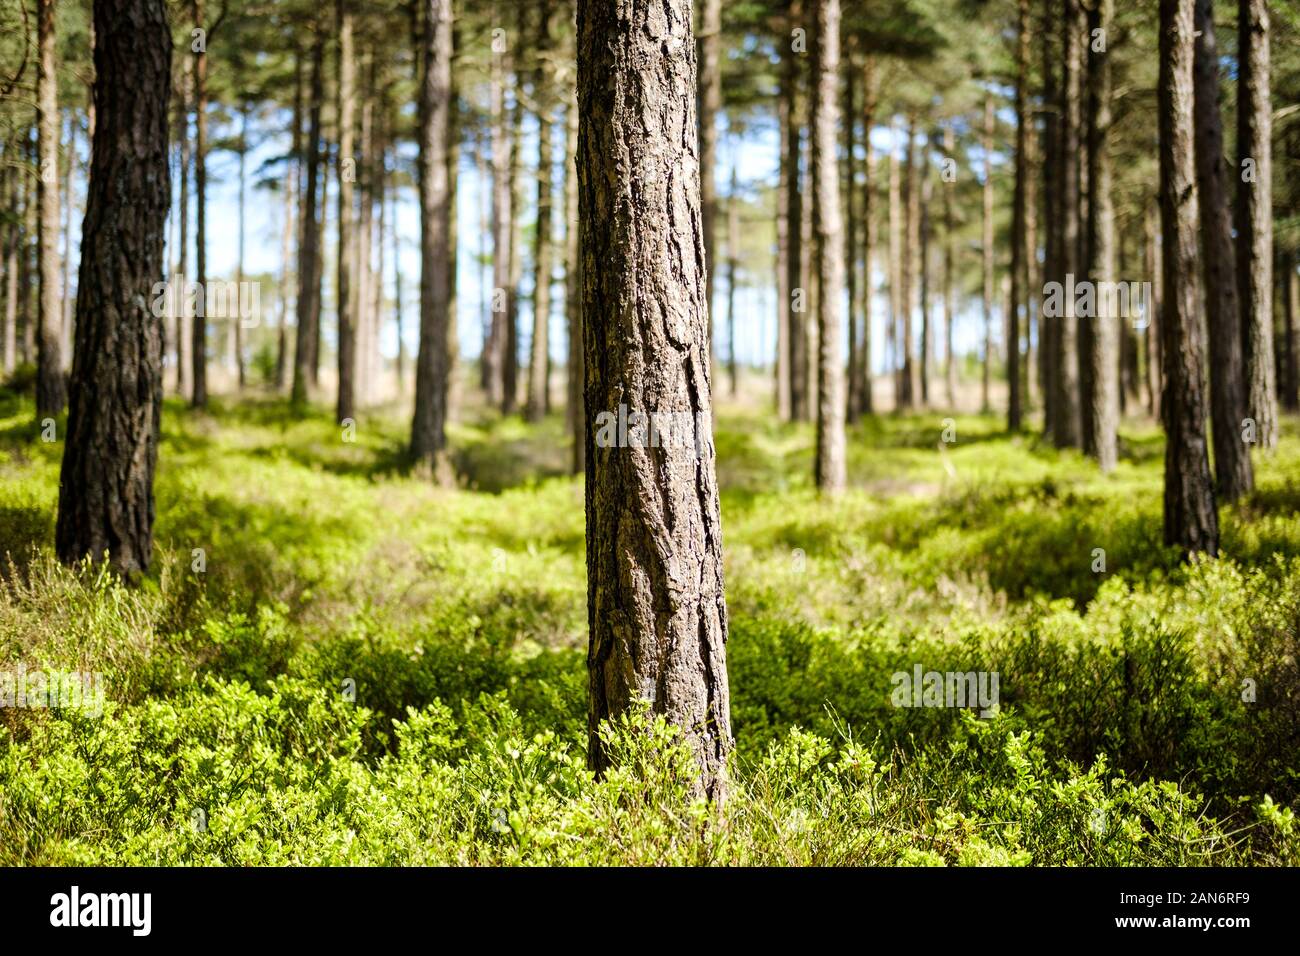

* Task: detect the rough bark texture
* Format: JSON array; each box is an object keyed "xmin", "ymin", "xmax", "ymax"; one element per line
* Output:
[
  {"xmin": 1237, "ymin": 0, "xmax": 1275, "ymax": 449},
  {"xmin": 410, "ymin": 0, "xmax": 452, "ymax": 474},
  {"xmin": 55, "ymin": 0, "xmax": 170, "ymax": 575},
  {"xmin": 190, "ymin": 0, "xmax": 208, "ymax": 408},
  {"xmin": 35, "ymin": 0, "xmax": 65, "ymax": 416},
  {"xmin": 526, "ymin": 0, "xmax": 555, "ymax": 422},
  {"xmin": 336, "ymin": 0, "xmax": 357, "ymax": 424},
  {"xmin": 578, "ymin": 0, "xmax": 732, "ymax": 801},
  {"xmin": 1158, "ymin": 0, "xmax": 1219, "ymax": 557},
  {"xmin": 812, "ymin": 0, "xmax": 845, "ymax": 492},
  {"xmin": 1085, "ymin": 0, "xmax": 1117, "ymax": 471},
  {"xmin": 1053, "ymin": 0, "xmax": 1081, "ymax": 447},
  {"xmin": 292, "ymin": 30, "xmax": 324, "ymax": 408},
  {"xmin": 1192, "ymin": 0, "xmax": 1252, "ymax": 501},
  {"xmin": 699, "ymin": 0, "xmax": 721, "ymax": 359}
]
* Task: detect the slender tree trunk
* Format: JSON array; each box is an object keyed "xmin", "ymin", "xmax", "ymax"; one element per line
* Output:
[
  {"xmin": 292, "ymin": 29, "xmax": 324, "ymax": 409},
  {"xmin": 857, "ymin": 57, "xmax": 877, "ymax": 417},
  {"xmin": 486, "ymin": 39, "xmax": 511, "ymax": 406},
  {"xmin": 919, "ymin": 132, "xmax": 932, "ymax": 407},
  {"xmin": 1024, "ymin": 82, "xmax": 1039, "ymax": 411},
  {"xmin": 1145, "ymin": 203, "xmax": 1162, "ymax": 418},
  {"xmin": 356, "ymin": 57, "xmax": 376, "ymax": 408},
  {"xmin": 1040, "ymin": 0, "xmax": 1059, "ymax": 437},
  {"xmin": 502, "ymin": 5, "xmax": 525, "ymax": 415},
  {"xmin": 234, "ymin": 103, "xmax": 248, "ymax": 390},
  {"xmin": 2, "ymin": 161, "xmax": 17, "ymax": 375},
  {"xmin": 699, "ymin": 0, "xmax": 722, "ymax": 363},
  {"xmin": 1193, "ymin": 0, "xmax": 1252, "ymax": 500},
  {"xmin": 20, "ymin": 132, "xmax": 35, "ymax": 366},
  {"xmin": 1009, "ymin": 0, "xmax": 1030, "ymax": 430},
  {"xmin": 843, "ymin": 56, "xmax": 858, "ymax": 417},
  {"xmin": 60, "ymin": 115, "xmax": 75, "ymax": 373},
  {"xmin": 526, "ymin": 0, "xmax": 555, "ymax": 422},
  {"xmin": 190, "ymin": 0, "xmax": 208, "ymax": 408},
  {"xmin": 726, "ymin": 163, "xmax": 739, "ymax": 397},
  {"xmin": 1053, "ymin": 0, "xmax": 1082, "ymax": 447},
  {"xmin": 812, "ymin": 0, "xmax": 846, "ymax": 491},
  {"xmin": 1158, "ymin": 0, "xmax": 1218, "ymax": 557},
  {"xmin": 900, "ymin": 117, "xmax": 918, "ymax": 409},
  {"xmin": 175, "ymin": 59, "xmax": 191, "ymax": 396},
  {"xmin": 335, "ymin": 1, "xmax": 357, "ymax": 423},
  {"xmin": 55, "ymin": 0, "xmax": 170, "ymax": 575},
  {"xmin": 942, "ymin": 124, "xmax": 956, "ymax": 407},
  {"xmin": 35, "ymin": 0, "xmax": 65, "ymax": 416},
  {"xmin": 393, "ymin": 180, "xmax": 404, "ymax": 395},
  {"xmin": 775, "ymin": 17, "xmax": 795, "ymax": 420},
  {"xmin": 565, "ymin": 92, "xmax": 583, "ymax": 473},
  {"xmin": 1237, "ymin": 0, "xmax": 1275, "ymax": 449},
  {"xmin": 1280, "ymin": 250, "xmax": 1296, "ymax": 410},
  {"xmin": 786, "ymin": 2, "xmax": 808, "ymax": 422},
  {"xmin": 578, "ymin": 0, "xmax": 732, "ymax": 801},
  {"xmin": 981, "ymin": 95, "xmax": 994, "ymax": 415},
  {"xmin": 276, "ymin": 131, "xmax": 295, "ymax": 393},
  {"xmin": 888, "ymin": 121, "xmax": 900, "ymax": 407},
  {"xmin": 1085, "ymin": 0, "xmax": 1117, "ymax": 470},
  {"xmin": 410, "ymin": 0, "xmax": 453, "ymax": 476}
]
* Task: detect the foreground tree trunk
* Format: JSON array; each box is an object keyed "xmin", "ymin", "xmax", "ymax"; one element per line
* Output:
[
  {"xmin": 410, "ymin": 0, "xmax": 453, "ymax": 475},
  {"xmin": 292, "ymin": 29, "xmax": 324, "ymax": 409},
  {"xmin": 578, "ymin": 0, "xmax": 732, "ymax": 800},
  {"xmin": 1158, "ymin": 0, "xmax": 1218, "ymax": 557},
  {"xmin": 1085, "ymin": 0, "xmax": 1117, "ymax": 471},
  {"xmin": 812, "ymin": 0, "xmax": 845, "ymax": 491},
  {"xmin": 1237, "ymin": 0, "xmax": 1275, "ymax": 450},
  {"xmin": 56, "ymin": 0, "xmax": 170, "ymax": 575},
  {"xmin": 336, "ymin": 0, "xmax": 357, "ymax": 424},
  {"xmin": 35, "ymin": 0, "xmax": 65, "ymax": 417},
  {"xmin": 1192, "ymin": 0, "xmax": 1252, "ymax": 501}
]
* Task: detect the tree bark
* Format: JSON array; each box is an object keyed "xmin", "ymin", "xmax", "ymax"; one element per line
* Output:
[
  {"xmin": 812, "ymin": 0, "xmax": 845, "ymax": 491},
  {"xmin": 775, "ymin": 12, "xmax": 795, "ymax": 420},
  {"xmin": 55, "ymin": 0, "xmax": 170, "ymax": 575},
  {"xmin": 699, "ymin": 0, "xmax": 722, "ymax": 363},
  {"xmin": 578, "ymin": 0, "xmax": 732, "ymax": 801},
  {"xmin": 1192, "ymin": 0, "xmax": 1252, "ymax": 501},
  {"xmin": 919, "ymin": 130, "xmax": 932, "ymax": 407},
  {"xmin": 190, "ymin": 0, "xmax": 208, "ymax": 408},
  {"xmin": 526, "ymin": 0, "xmax": 556, "ymax": 422},
  {"xmin": 410, "ymin": 0, "xmax": 453, "ymax": 476},
  {"xmin": 336, "ymin": 0, "xmax": 357, "ymax": 424},
  {"xmin": 1085, "ymin": 0, "xmax": 1117, "ymax": 471},
  {"xmin": 35, "ymin": 0, "xmax": 65, "ymax": 416},
  {"xmin": 1237, "ymin": 0, "xmax": 1275, "ymax": 449},
  {"xmin": 1158, "ymin": 0, "xmax": 1218, "ymax": 557},
  {"xmin": 292, "ymin": 28, "xmax": 324, "ymax": 408}
]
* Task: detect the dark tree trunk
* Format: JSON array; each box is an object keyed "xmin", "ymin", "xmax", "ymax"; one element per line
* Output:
[
  {"xmin": 292, "ymin": 29, "xmax": 324, "ymax": 408},
  {"xmin": 566, "ymin": 94, "xmax": 584, "ymax": 473},
  {"xmin": 336, "ymin": 0, "xmax": 357, "ymax": 424},
  {"xmin": 919, "ymin": 132, "xmax": 932, "ymax": 407},
  {"xmin": 1237, "ymin": 0, "xmax": 1275, "ymax": 449},
  {"xmin": 812, "ymin": 0, "xmax": 845, "ymax": 491},
  {"xmin": 901, "ymin": 117, "xmax": 918, "ymax": 408},
  {"xmin": 234, "ymin": 104, "xmax": 248, "ymax": 390},
  {"xmin": 1039, "ymin": 0, "xmax": 1059, "ymax": 437},
  {"xmin": 1085, "ymin": 0, "xmax": 1117, "ymax": 471},
  {"xmin": 2, "ymin": 160, "xmax": 17, "ymax": 375},
  {"xmin": 1144, "ymin": 203, "xmax": 1162, "ymax": 418},
  {"xmin": 190, "ymin": 0, "xmax": 208, "ymax": 408},
  {"xmin": 888, "ymin": 120, "xmax": 901, "ymax": 409},
  {"xmin": 410, "ymin": 0, "xmax": 452, "ymax": 476},
  {"xmin": 578, "ymin": 0, "xmax": 732, "ymax": 800},
  {"xmin": 1193, "ymin": 0, "xmax": 1252, "ymax": 501},
  {"xmin": 1053, "ymin": 0, "xmax": 1082, "ymax": 447},
  {"xmin": 942, "ymin": 124, "xmax": 956, "ymax": 407},
  {"xmin": 1159, "ymin": 0, "xmax": 1218, "ymax": 557},
  {"xmin": 502, "ymin": 1, "xmax": 526, "ymax": 415},
  {"xmin": 1282, "ymin": 250, "xmax": 1297, "ymax": 411},
  {"xmin": 1009, "ymin": 0, "xmax": 1029, "ymax": 430},
  {"xmin": 526, "ymin": 0, "xmax": 555, "ymax": 422},
  {"xmin": 55, "ymin": 0, "xmax": 170, "ymax": 575},
  {"xmin": 35, "ymin": 0, "xmax": 65, "ymax": 416}
]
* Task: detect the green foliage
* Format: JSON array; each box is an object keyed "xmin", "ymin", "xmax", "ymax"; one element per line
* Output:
[{"xmin": 1, "ymin": 396, "xmax": 1298, "ymax": 865}]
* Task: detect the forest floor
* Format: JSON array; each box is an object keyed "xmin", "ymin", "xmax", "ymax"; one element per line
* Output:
[{"xmin": 1, "ymin": 382, "xmax": 1298, "ymax": 865}]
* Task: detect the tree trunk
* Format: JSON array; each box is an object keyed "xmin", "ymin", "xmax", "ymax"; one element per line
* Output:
[
  {"xmin": 1085, "ymin": 0, "xmax": 1117, "ymax": 471},
  {"xmin": 35, "ymin": 0, "xmax": 65, "ymax": 416},
  {"xmin": 1039, "ymin": 0, "xmax": 1058, "ymax": 437},
  {"xmin": 336, "ymin": 0, "xmax": 357, "ymax": 424},
  {"xmin": 2, "ymin": 161, "xmax": 17, "ymax": 375},
  {"xmin": 1009, "ymin": 0, "xmax": 1029, "ymax": 430},
  {"xmin": 175, "ymin": 58, "xmax": 191, "ymax": 396},
  {"xmin": 485, "ymin": 38, "xmax": 511, "ymax": 407},
  {"xmin": 1280, "ymin": 251, "xmax": 1296, "ymax": 410},
  {"xmin": 1053, "ymin": 0, "xmax": 1082, "ymax": 447},
  {"xmin": 699, "ymin": 0, "xmax": 722, "ymax": 363},
  {"xmin": 1144, "ymin": 203, "xmax": 1162, "ymax": 418},
  {"xmin": 526, "ymin": 0, "xmax": 555, "ymax": 422},
  {"xmin": 901, "ymin": 117, "xmax": 918, "ymax": 409},
  {"xmin": 1023, "ymin": 76, "xmax": 1039, "ymax": 411},
  {"xmin": 726, "ymin": 163, "xmax": 739, "ymax": 397},
  {"xmin": 857, "ymin": 57, "xmax": 877, "ymax": 417},
  {"xmin": 787, "ymin": 9, "xmax": 808, "ymax": 422},
  {"xmin": 812, "ymin": 0, "xmax": 846, "ymax": 491},
  {"xmin": 410, "ymin": 0, "xmax": 453, "ymax": 476},
  {"xmin": 775, "ymin": 13, "xmax": 796, "ymax": 421},
  {"xmin": 190, "ymin": 0, "xmax": 208, "ymax": 408},
  {"xmin": 1158, "ymin": 0, "xmax": 1219, "ymax": 557},
  {"xmin": 919, "ymin": 130, "xmax": 932, "ymax": 407},
  {"xmin": 55, "ymin": 0, "xmax": 170, "ymax": 575},
  {"xmin": 843, "ymin": 55, "xmax": 858, "ymax": 417},
  {"xmin": 502, "ymin": 3, "xmax": 525, "ymax": 415},
  {"xmin": 942, "ymin": 124, "xmax": 956, "ymax": 407},
  {"xmin": 1192, "ymin": 0, "xmax": 1252, "ymax": 501},
  {"xmin": 577, "ymin": 0, "xmax": 732, "ymax": 801},
  {"xmin": 981, "ymin": 95, "xmax": 994, "ymax": 416},
  {"xmin": 235, "ymin": 103, "xmax": 248, "ymax": 390},
  {"xmin": 292, "ymin": 28, "xmax": 324, "ymax": 408},
  {"xmin": 1237, "ymin": 0, "xmax": 1275, "ymax": 449}
]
